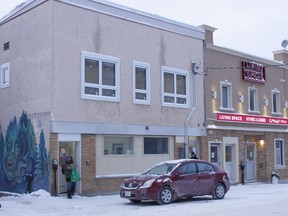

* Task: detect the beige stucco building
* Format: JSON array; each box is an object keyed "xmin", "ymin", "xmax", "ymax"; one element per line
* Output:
[
  {"xmin": 0, "ymin": 0, "xmax": 205, "ymax": 195},
  {"xmin": 202, "ymin": 25, "xmax": 288, "ymax": 184}
]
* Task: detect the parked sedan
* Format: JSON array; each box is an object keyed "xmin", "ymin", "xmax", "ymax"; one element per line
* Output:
[{"xmin": 120, "ymin": 159, "xmax": 230, "ymax": 205}]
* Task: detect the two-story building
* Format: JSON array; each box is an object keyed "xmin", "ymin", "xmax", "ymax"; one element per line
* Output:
[
  {"xmin": 0, "ymin": 0, "xmax": 205, "ymax": 195},
  {"xmin": 202, "ymin": 25, "xmax": 288, "ymax": 184}
]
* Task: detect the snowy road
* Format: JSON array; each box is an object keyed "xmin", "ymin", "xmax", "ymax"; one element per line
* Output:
[{"xmin": 1, "ymin": 183, "xmax": 288, "ymax": 216}]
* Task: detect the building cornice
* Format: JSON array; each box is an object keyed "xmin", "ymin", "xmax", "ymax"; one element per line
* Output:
[{"xmin": 206, "ymin": 43, "xmax": 288, "ymax": 68}]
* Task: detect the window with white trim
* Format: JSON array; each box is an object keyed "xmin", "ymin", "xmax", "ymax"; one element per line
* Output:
[
  {"xmin": 220, "ymin": 80, "xmax": 233, "ymax": 110},
  {"xmin": 133, "ymin": 61, "xmax": 150, "ymax": 105},
  {"xmin": 162, "ymin": 66, "xmax": 189, "ymax": 108},
  {"xmin": 81, "ymin": 51, "xmax": 120, "ymax": 102},
  {"xmin": 272, "ymin": 89, "xmax": 281, "ymax": 114},
  {"xmin": 248, "ymin": 86, "xmax": 259, "ymax": 112},
  {"xmin": 274, "ymin": 139, "xmax": 284, "ymax": 167},
  {"xmin": 1, "ymin": 63, "xmax": 10, "ymax": 89}
]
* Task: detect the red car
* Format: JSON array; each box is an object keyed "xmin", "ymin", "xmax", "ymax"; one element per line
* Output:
[{"xmin": 120, "ymin": 159, "xmax": 230, "ymax": 204}]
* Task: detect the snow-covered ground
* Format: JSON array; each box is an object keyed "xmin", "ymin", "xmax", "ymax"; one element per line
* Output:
[{"xmin": 1, "ymin": 182, "xmax": 288, "ymax": 216}]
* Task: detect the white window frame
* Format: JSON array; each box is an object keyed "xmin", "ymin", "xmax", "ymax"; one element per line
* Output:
[
  {"xmin": 220, "ymin": 80, "xmax": 234, "ymax": 111},
  {"xmin": 274, "ymin": 139, "xmax": 285, "ymax": 167},
  {"xmin": 248, "ymin": 86, "xmax": 259, "ymax": 113},
  {"xmin": 1, "ymin": 62, "xmax": 10, "ymax": 89},
  {"xmin": 133, "ymin": 61, "xmax": 150, "ymax": 105},
  {"xmin": 161, "ymin": 66, "xmax": 190, "ymax": 108},
  {"xmin": 271, "ymin": 89, "xmax": 281, "ymax": 115},
  {"xmin": 81, "ymin": 51, "xmax": 120, "ymax": 102}
]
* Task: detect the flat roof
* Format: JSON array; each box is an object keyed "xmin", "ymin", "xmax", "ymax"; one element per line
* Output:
[{"xmin": 0, "ymin": 0, "xmax": 205, "ymax": 40}]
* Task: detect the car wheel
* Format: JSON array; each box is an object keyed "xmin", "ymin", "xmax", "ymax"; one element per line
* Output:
[
  {"xmin": 212, "ymin": 183, "xmax": 226, "ymax": 199},
  {"xmin": 129, "ymin": 199, "xmax": 141, "ymax": 204},
  {"xmin": 157, "ymin": 186, "xmax": 174, "ymax": 205}
]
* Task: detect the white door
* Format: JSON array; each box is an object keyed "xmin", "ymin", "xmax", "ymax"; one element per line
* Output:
[
  {"xmin": 210, "ymin": 143, "xmax": 221, "ymax": 168},
  {"xmin": 225, "ymin": 145, "xmax": 235, "ymax": 182},
  {"xmin": 245, "ymin": 144, "xmax": 256, "ymax": 180}
]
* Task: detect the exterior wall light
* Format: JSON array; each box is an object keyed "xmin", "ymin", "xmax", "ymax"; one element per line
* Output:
[
  {"xmin": 239, "ymin": 95, "xmax": 244, "ymax": 103},
  {"xmin": 212, "ymin": 90, "xmax": 217, "ymax": 99},
  {"xmin": 259, "ymin": 139, "xmax": 265, "ymax": 146},
  {"xmin": 264, "ymin": 99, "xmax": 268, "ymax": 106}
]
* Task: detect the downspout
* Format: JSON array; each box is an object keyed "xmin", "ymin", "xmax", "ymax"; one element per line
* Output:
[{"xmin": 184, "ymin": 62, "xmax": 197, "ymax": 158}]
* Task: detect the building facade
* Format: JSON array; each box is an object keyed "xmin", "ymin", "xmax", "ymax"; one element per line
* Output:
[
  {"xmin": 202, "ymin": 25, "xmax": 288, "ymax": 184},
  {"xmin": 0, "ymin": 0, "xmax": 205, "ymax": 195}
]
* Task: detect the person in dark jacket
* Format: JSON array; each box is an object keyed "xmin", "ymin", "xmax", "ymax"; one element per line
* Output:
[
  {"xmin": 61, "ymin": 155, "xmax": 76, "ymax": 199},
  {"xmin": 190, "ymin": 151, "xmax": 198, "ymax": 159}
]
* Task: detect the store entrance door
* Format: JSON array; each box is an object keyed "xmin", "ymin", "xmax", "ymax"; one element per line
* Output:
[
  {"xmin": 244, "ymin": 144, "xmax": 256, "ymax": 180},
  {"xmin": 58, "ymin": 141, "xmax": 81, "ymax": 194},
  {"xmin": 225, "ymin": 145, "xmax": 235, "ymax": 181},
  {"xmin": 210, "ymin": 143, "xmax": 221, "ymax": 168}
]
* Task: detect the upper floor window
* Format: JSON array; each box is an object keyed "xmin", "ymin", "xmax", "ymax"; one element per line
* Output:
[
  {"xmin": 248, "ymin": 86, "xmax": 259, "ymax": 113},
  {"xmin": 133, "ymin": 61, "xmax": 150, "ymax": 105},
  {"xmin": 220, "ymin": 80, "xmax": 233, "ymax": 111},
  {"xmin": 144, "ymin": 137, "xmax": 169, "ymax": 154},
  {"xmin": 162, "ymin": 66, "xmax": 189, "ymax": 108},
  {"xmin": 272, "ymin": 89, "xmax": 281, "ymax": 114},
  {"xmin": 274, "ymin": 139, "xmax": 284, "ymax": 167},
  {"xmin": 81, "ymin": 51, "xmax": 120, "ymax": 102},
  {"xmin": 1, "ymin": 63, "xmax": 10, "ymax": 89}
]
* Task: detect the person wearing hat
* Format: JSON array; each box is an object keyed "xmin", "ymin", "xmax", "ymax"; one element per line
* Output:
[{"xmin": 61, "ymin": 155, "xmax": 76, "ymax": 199}]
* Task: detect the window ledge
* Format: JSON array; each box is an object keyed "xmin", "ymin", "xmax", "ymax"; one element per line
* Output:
[
  {"xmin": 274, "ymin": 165, "xmax": 286, "ymax": 170},
  {"xmin": 220, "ymin": 107, "xmax": 235, "ymax": 112},
  {"xmin": 248, "ymin": 110, "xmax": 260, "ymax": 114},
  {"xmin": 271, "ymin": 112, "xmax": 282, "ymax": 116}
]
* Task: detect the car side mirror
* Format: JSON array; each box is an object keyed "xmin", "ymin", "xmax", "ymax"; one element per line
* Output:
[{"xmin": 176, "ymin": 170, "xmax": 185, "ymax": 176}]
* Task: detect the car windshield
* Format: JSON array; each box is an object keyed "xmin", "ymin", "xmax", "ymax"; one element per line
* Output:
[{"xmin": 143, "ymin": 163, "xmax": 178, "ymax": 175}]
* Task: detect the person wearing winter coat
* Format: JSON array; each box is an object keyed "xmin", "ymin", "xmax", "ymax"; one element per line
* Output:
[{"xmin": 61, "ymin": 155, "xmax": 76, "ymax": 199}]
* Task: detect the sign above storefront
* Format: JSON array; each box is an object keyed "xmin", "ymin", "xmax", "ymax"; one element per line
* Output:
[
  {"xmin": 216, "ymin": 112, "xmax": 288, "ymax": 125},
  {"xmin": 242, "ymin": 61, "xmax": 266, "ymax": 83}
]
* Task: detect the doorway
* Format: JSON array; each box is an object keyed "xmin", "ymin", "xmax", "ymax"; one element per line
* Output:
[
  {"xmin": 58, "ymin": 141, "xmax": 81, "ymax": 194},
  {"xmin": 244, "ymin": 143, "xmax": 256, "ymax": 180},
  {"xmin": 209, "ymin": 143, "xmax": 221, "ymax": 168},
  {"xmin": 225, "ymin": 145, "xmax": 235, "ymax": 181}
]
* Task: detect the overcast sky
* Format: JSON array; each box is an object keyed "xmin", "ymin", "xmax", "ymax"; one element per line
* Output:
[{"xmin": 1, "ymin": 0, "xmax": 287, "ymax": 60}]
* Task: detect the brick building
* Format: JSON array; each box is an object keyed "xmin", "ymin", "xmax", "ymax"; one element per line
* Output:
[{"xmin": 202, "ymin": 25, "xmax": 288, "ymax": 184}]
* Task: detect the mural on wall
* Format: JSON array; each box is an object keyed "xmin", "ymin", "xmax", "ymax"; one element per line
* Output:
[{"xmin": 0, "ymin": 111, "xmax": 49, "ymax": 193}]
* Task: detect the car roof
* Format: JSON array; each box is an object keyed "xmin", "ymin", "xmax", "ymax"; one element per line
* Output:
[{"xmin": 155, "ymin": 159, "xmax": 203, "ymax": 166}]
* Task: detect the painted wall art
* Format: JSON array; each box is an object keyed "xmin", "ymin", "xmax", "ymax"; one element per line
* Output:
[{"xmin": 0, "ymin": 111, "xmax": 49, "ymax": 194}]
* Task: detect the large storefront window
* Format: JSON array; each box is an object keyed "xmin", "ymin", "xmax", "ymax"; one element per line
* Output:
[
  {"xmin": 104, "ymin": 136, "xmax": 133, "ymax": 155},
  {"xmin": 144, "ymin": 137, "xmax": 169, "ymax": 154}
]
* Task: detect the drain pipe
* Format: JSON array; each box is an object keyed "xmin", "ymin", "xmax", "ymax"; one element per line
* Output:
[{"xmin": 184, "ymin": 62, "xmax": 197, "ymax": 159}]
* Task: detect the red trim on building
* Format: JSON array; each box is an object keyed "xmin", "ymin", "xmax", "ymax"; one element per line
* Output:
[{"xmin": 216, "ymin": 112, "xmax": 288, "ymax": 125}]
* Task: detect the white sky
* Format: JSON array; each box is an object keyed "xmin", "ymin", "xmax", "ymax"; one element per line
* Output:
[
  {"xmin": 1, "ymin": 183, "xmax": 288, "ymax": 216},
  {"xmin": 0, "ymin": 0, "xmax": 287, "ymax": 59}
]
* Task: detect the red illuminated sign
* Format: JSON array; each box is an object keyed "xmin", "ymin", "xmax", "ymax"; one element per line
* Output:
[
  {"xmin": 216, "ymin": 113, "xmax": 288, "ymax": 125},
  {"xmin": 242, "ymin": 61, "xmax": 266, "ymax": 83}
]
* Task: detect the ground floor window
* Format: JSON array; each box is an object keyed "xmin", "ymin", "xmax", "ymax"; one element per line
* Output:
[
  {"xmin": 144, "ymin": 137, "xmax": 169, "ymax": 154},
  {"xmin": 275, "ymin": 139, "xmax": 284, "ymax": 166},
  {"xmin": 104, "ymin": 136, "xmax": 133, "ymax": 155}
]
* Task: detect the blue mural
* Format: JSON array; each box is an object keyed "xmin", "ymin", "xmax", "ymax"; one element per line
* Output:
[{"xmin": 0, "ymin": 111, "xmax": 49, "ymax": 193}]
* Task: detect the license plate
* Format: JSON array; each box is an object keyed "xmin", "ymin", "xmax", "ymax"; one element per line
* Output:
[{"xmin": 125, "ymin": 191, "xmax": 131, "ymax": 197}]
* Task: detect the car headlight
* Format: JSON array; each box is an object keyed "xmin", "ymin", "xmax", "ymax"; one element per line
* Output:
[{"xmin": 140, "ymin": 179, "xmax": 155, "ymax": 189}]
